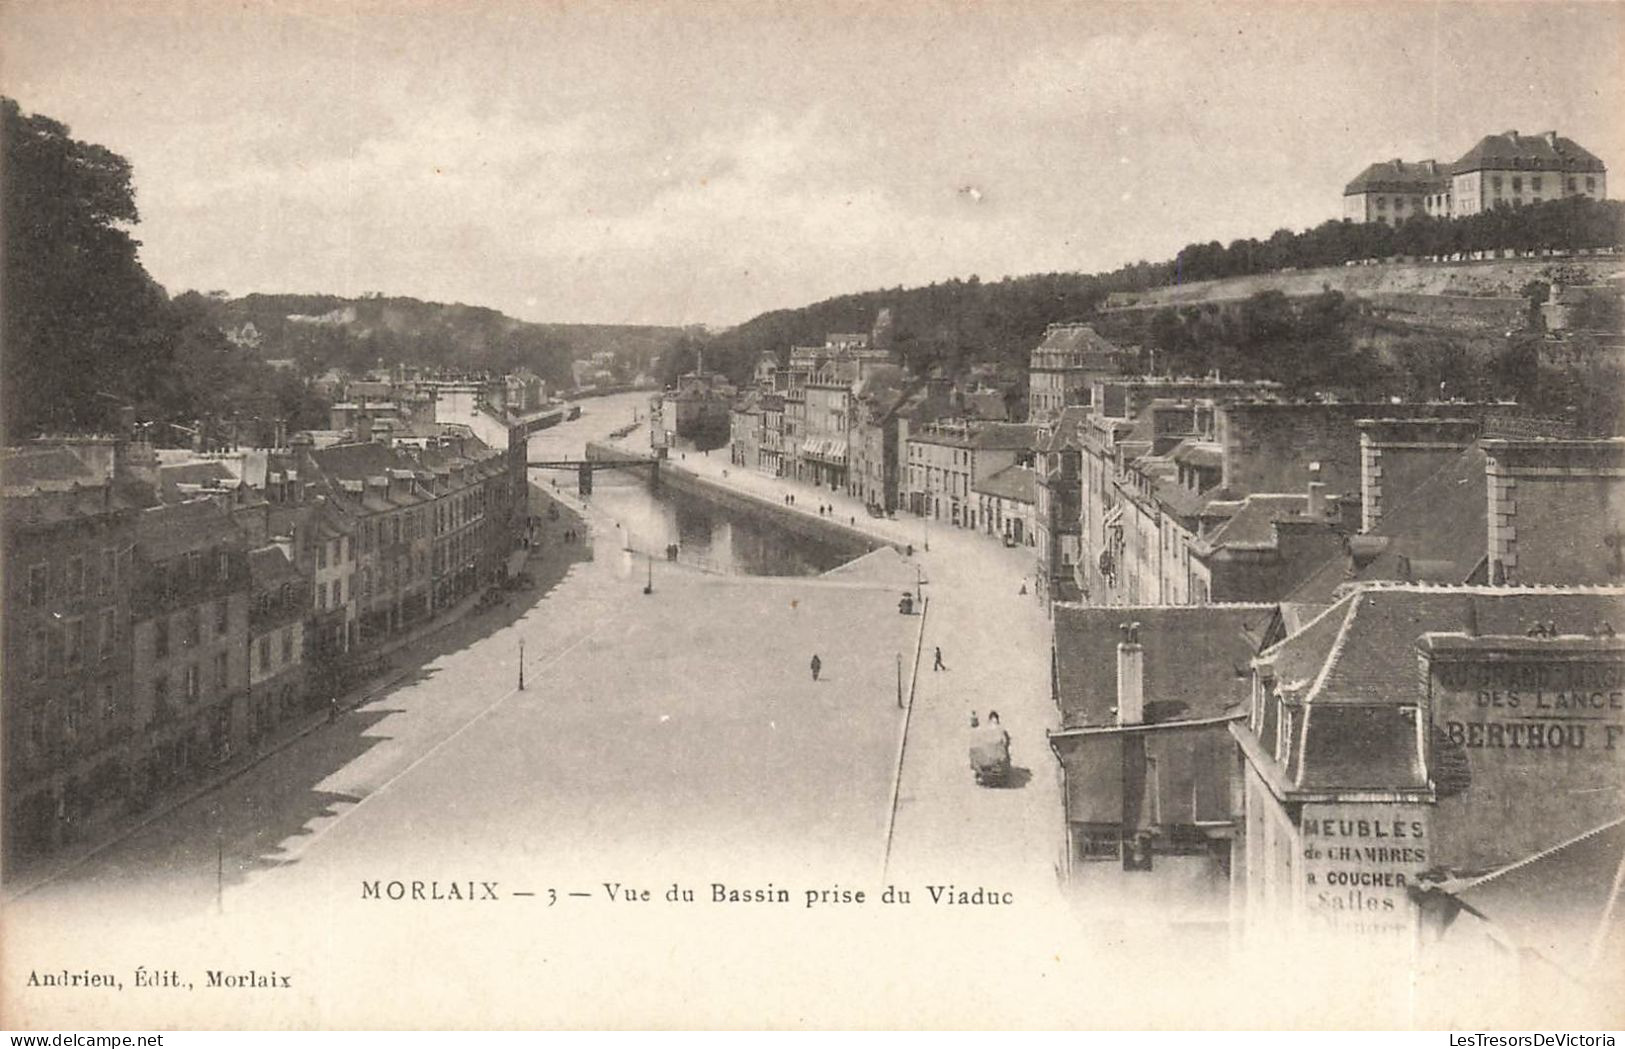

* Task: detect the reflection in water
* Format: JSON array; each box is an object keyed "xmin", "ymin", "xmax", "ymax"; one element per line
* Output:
[{"xmin": 552, "ymin": 470, "xmax": 866, "ymax": 576}]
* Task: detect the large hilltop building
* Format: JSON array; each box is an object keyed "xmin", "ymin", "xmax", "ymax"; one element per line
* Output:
[{"xmin": 1343, "ymin": 130, "xmax": 1607, "ymax": 225}]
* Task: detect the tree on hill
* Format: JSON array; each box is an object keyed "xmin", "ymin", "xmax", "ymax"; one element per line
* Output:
[{"xmin": 2, "ymin": 96, "xmax": 175, "ymax": 439}]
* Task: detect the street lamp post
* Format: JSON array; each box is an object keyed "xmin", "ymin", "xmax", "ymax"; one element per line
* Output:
[
  {"xmin": 644, "ymin": 551, "xmax": 654, "ymax": 595},
  {"xmin": 518, "ymin": 637, "xmax": 525, "ymax": 691},
  {"xmin": 915, "ymin": 565, "xmax": 923, "ymax": 606}
]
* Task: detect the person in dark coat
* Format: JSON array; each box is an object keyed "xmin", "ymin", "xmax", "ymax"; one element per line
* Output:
[
  {"xmin": 933, "ymin": 646, "xmax": 946, "ymax": 672},
  {"xmin": 810, "ymin": 654, "xmax": 822, "ymax": 681}
]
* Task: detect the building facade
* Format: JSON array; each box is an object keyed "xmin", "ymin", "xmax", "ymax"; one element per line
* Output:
[
  {"xmin": 129, "ymin": 499, "xmax": 252, "ymax": 805},
  {"xmin": 1, "ymin": 444, "xmax": 144, "ymax": 871},
  {"xmin": 1344, "ymin": 130, "xmax": 1607, "ymax": 223},
  {"xmin": 1027, "ymin": 323, "xmax": 1130, "ymax": 423}
]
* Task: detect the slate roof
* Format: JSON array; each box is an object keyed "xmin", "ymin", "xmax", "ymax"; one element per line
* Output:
[
  {"xmin": 136, "ymin": 497, "xmax": 245, "ymax": 561},
  {"xmin": 1199, "ymin": 493, "xmax": 1311, "ymax": 550},
  {"xmin": 1288, "ymin": 445, "xmax": 1488, "ymax": 605},
  {"xmin": 1344, "ymin": 159, "xmax": 1447, "ymax": 195},
  {"xmin": 1153, "ymin": 479, "xmax": 1231, "ymax": 522},
  {"xmin": 248, "ymin": 544, "xmax": 303, "ymax": 589},
  {"xmin": 1034, "ymin": 405, "xmax": 1091, "ymax": 454},
  {"xmin": 1451, "ymin": 131, "xmax": 1606, "ymax": 175},
  {"xmin": 0, "ymin": 446, "xmax": 100, "ymax": 488},
  {"xmin": 1052, "ymin": 603, "xmax": 1275, "ymax": 730},
  {"xmin": 1032, "ymin": 323, "xmax": 1123, "ymax": 357},
  {"xmin": 309, "ymin": 441, "xmax": 411, "ymax": 482},
  {"xmin": 972, "ymin": 464, "xmax": 1036, "ymax": 504},
  {"xmin": 1258, "ymin": 585, "xmax": 1625, "ymax": 708},
  {"xmin": 1448, "ymin": 819, "xmax": 1625, "ymax": 975},
  {"xmin": 972, "ymin": 423, "xmax": 1038, "ymax": 452}
]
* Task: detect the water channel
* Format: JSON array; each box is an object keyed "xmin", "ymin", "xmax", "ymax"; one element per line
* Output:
[{"xmin": 527, "ymin": 396, "xmax": 870, "ymax": 577}]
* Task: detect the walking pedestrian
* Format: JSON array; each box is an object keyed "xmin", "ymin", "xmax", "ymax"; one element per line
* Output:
[
  {"xmin": 969, "ymin": 711, "xmax": 980, "ymax": 728},
  {"xmin": 933, "ymin": 646, "xmax": 947, "ymax": 672},
  {"xmin": 810, "ymin": 654, "xmax": 822, "ymax": 681}
]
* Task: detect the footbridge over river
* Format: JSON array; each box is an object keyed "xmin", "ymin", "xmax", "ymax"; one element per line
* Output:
[{"xmin": 530, "ymin": 448, "xmax": 662, "ymax": 495}]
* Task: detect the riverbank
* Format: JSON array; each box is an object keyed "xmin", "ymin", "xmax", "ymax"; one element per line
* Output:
[{"xmin": 584, "ymin": 440, "xmax": 912, "ymax": 558}]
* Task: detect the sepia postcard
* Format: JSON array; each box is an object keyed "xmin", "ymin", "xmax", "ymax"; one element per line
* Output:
[{"xmin": 1, "ymin": 0, "xmax": 1622, "ymax": 1031}]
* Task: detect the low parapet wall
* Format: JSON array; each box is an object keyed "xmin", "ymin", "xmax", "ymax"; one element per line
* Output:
[{"xmin": 583, "ymin": 441, "xmax": 896, "ymax": 556}]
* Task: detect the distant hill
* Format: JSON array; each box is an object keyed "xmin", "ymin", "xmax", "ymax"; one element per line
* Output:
[
  {"xmin": 660, "ymin": 266, "xmax": 1170, "ymax": 389},
  {"xmin": 217, "ymin": 292, "xmax": 689, "ymax": 391}
]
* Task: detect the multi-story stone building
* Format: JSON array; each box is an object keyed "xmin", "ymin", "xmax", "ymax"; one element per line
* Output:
[
  {"xmin": 1342, "ymin": 159, "xmax": 1451, "ymax": 225},
  {"xmin": 1034, "ymin": 407, "xmax": 1090, "ymax": 607},
  {"xmin": 415, "ymin": 435, "xmax": 506, "ymax": 612},
  {"xmin": 1, "ymin": 442, "xmax": 145, "ymax": 870},
  {"xmin": 1234, "ymin": 584, "xmax": 1624, "ymax": 970},
  {"xmin": 849, "ymin": 369, "xmax": 940, "ymax": 514},
  {"xmin": 246, "ymin": 543, "xmax": 310, "ymax": 742},
  {"xmin": 759, "ymin": 394, "xmax": 786, "ymax": 478},
  {"xmin": 129, "ymin": 498, "xmax": 252, "ymax": 803},
  {"xmin": 1343, "ymin": 130, "xmax": 1607, "ymax": 223},
  {"xmin": 728, "ymin": 392, "xmax": 763, "ymax": 470},
  {"xmin": 304, "ymin": 441, "xmax": 435, "ymax": 647},
  {"xmin": 1448, "ymin": 130, "xmax": 1608, "ymax": 217},
  {"xmin": 801, "ymin": 377, "xmax": 852, "ymax": 492},
  {"xmin": 1027, "ymin": 323, "xmax": 1130, "ymax": 423},
  {"xmin": 904, "ymin": 421, "xmax": 1036, "ymax": 529}
]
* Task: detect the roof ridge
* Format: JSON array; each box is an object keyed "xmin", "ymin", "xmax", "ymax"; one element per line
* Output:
[
  {"xmin": 1304, "ymin": 591, "xmax": 1365, "ymax": 706},
  {"xmin": 1255, "ymin": 592, "xmax": 1354, "ymax": 660},
  {"xmin": 1453, "ymin": 815, "xmax": 1625, "ymax": 893}
]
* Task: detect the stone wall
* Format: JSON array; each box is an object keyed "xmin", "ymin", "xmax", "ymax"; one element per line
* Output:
[{"xmin": 1485, "ymin": 438, "xmax": 1625, "ymax": 584}]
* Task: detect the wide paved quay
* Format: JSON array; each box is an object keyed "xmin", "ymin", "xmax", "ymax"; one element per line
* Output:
[{"xmin": 602, "ymin": 425, "xmax": 1067, "ymax": 896}]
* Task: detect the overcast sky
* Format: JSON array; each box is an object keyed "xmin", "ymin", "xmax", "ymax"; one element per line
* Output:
[{"xmin": 4, "ymin": 1, "xmax": 1622, "ymax": 327}]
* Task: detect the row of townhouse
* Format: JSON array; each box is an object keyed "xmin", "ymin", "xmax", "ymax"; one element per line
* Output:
[
  {"xmin": 729, "ymin": 323, "xmax": 1044, "ymax": 549},
  {"xmin": 902, "ymin": 420, "xmax": 1038, "ymax": 535},
  {"xmin": 1074, "ymin": 390, "xmax": 1529, "ymax": 609},
  {"xmin": 1, "ymin": 422, "xmax": 526, "ymax": 874},
  {"xmin": 1043, "ymin": 410, "xmax": 1625, "ymax": 1006}
]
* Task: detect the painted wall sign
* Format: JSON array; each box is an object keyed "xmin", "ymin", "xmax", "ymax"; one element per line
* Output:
[
  {"xmin": 1300, "ymin": 801, "xmax": 1430, "ymax": 936},
  {"xmin": 1434, "ymin": 659, "xmax": 1625, "ymax": 752},
  {"xmin": 1429, "ymin": 654, "xmax": 1625, "ymax": 870}
]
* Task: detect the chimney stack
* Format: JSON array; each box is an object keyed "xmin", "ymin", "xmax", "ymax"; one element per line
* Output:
[
  {"xmin": 1306, "ymin": 481, "xmax": 1327, "ymax": 519},
  {"xmin": 1116, "ymin": 622, "xmax": 1145, "ymax": 726}
]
